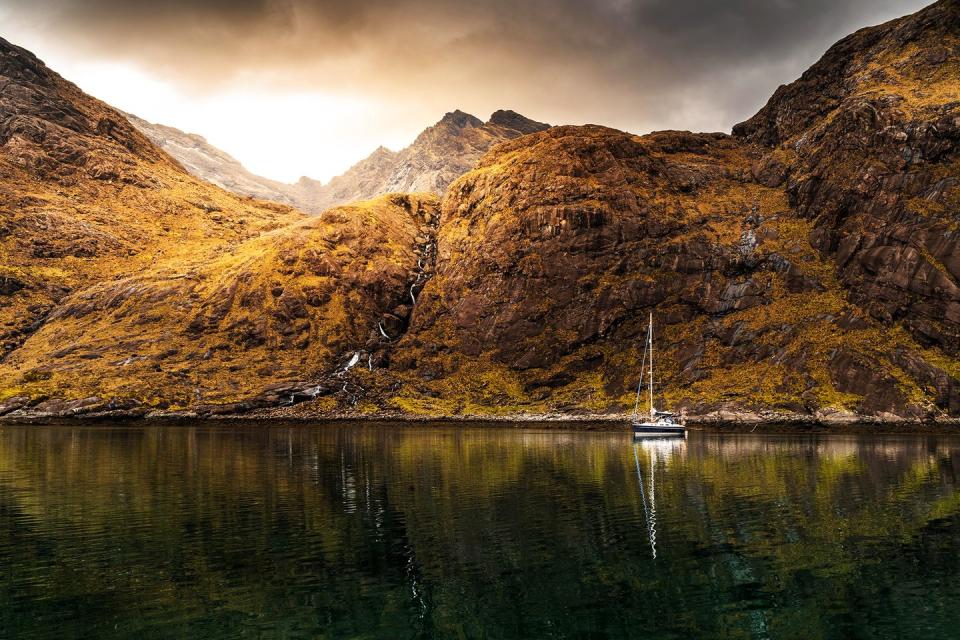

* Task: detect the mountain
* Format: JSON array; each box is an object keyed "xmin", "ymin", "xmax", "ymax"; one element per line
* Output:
[
  {"xmin": 1, "ymin": 0, "xmax": 959, "ymax": 422},
  {"xmin": 732, "ymin": 0, "xmax": 960, "ymax": 359},
  {"xmin": 128, "ymin": 108, "xmax": 550, "ymax": 214},
  {"xmin": 124, "ymin": 112, "xmax": 318, "ymax": 209},
  {"xmin": 308, "ymin": 109, "xmax": 551, "ymax": 212},
  {"xmin": 381, "ymin": 0, "xmax": 960, "ymax": 420}
]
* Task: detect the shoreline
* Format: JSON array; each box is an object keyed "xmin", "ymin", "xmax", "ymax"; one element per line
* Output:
[{"xmin": 2, "ymin": 409, "xmax": 958, "ymax": 434}]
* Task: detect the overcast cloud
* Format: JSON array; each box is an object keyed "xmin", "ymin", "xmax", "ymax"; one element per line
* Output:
[{"xmin": 0, "ymin": 0, "xmax": 932, "ymax": 181}]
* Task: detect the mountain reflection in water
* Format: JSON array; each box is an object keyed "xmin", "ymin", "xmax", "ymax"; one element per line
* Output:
[
  {"xmin": 0, "ymin": 424, "xmax": 958, "ymax": 639},
  {"xmin": 634, "ymin": 437, "xmax": 688, "ymax": 560}
]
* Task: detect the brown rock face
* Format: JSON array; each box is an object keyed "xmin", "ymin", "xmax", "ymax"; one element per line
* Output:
[
  {"xmin": 391, "ymin": 126, "xmax": 876, "ymax": 415},
  {"xmin": 733, "ymin": 0, "xmax": 960, "ymax": 356},
  {"xmin": 410, "ymin": 127, "xmax": 766, "ymax": 368},
  {"xmin": 0, "ymin": 38, "xmax": 163, "ymax": 182},
  {"xmin": 383, "ymin": 0, "xmax": 960, "ymax": 419}
]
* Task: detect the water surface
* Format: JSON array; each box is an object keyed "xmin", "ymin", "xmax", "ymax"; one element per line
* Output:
[{"xmin": 1, "ymin": 424, "xmax": 958, "ymax": 639}]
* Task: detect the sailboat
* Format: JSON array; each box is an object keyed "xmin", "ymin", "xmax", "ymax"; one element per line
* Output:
[{"xmin": 632, "ymin": 313, "xmax": 686, "ymax": 436}]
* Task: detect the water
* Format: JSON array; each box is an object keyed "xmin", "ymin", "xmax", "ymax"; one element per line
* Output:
[{"xmin": 0, "ymin": 424, "xmax": 958, "ymax": 639}]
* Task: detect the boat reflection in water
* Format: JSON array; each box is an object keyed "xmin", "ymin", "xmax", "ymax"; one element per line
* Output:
[{"xmin": 633, "ymin": 436, "xmax": 686, "ymax": 559}]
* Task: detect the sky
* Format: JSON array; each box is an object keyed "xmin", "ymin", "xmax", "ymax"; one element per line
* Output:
[{"xmin": 0, "ymin": 0, "xmax": 931, "ymax": 183}]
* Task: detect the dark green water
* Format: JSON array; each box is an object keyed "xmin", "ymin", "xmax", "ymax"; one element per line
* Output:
[{"xmin": 0, "ymin": 425, "xmax": 958, "ymax": 639}]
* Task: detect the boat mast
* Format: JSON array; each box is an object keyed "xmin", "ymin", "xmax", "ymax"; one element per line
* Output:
[{"xmin": 648, "ymin": 312, "xmax": 654, "ymax": 418}]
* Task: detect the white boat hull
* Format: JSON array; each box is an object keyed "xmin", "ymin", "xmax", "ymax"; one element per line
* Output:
[{"xmin": 632, "ymin": 422, "xmax": 686, "ymax": 436}]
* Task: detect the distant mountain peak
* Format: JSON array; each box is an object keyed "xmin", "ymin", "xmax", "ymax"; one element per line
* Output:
[
  {"xmin": 487, "ymin": 109, "xmax": 549, "ymax": 134},
  {"xmin": 126, "ymin": 112, "xmax": 314, "ymax": 206},
  {"xmin": 316, "ymin": 108, "xmax": 550, "ymax": 210},
  {"xmin": 295, "ymin": 175, "xmax": 322, "ymax": 187},
  {"xmin": 438, "ymin": 110, "xmax": 483, "ymax": 129},
  {"xmin": 370, "ymin": 145, "xmax": 398, "ymax": 158},
  {"xmin": 129, "ymin": 107, "xmax": 550, "ymax": 213}
]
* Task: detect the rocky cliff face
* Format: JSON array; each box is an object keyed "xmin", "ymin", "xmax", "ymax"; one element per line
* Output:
[
  {"xmin": 128, "ymin": 108, "xmax": 549, "ymax": 214},
  {"xmin": 368, "ymin": 0, "xmax": 960, "ymax": 420},
  {"xmin": 1, "ymin": 1, "xmax": 959, "ymax": 422},
  {"xmin": 380, "ymin": 124, "xmax": 959, "ymax": 419},
  {"xmin": 734, "ymin": 0, "xmax": 960, "ymax": 359}
]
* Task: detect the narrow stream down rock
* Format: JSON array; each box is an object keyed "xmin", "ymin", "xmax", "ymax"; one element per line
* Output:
[
  {"xmin": 336, "ymin": 202, "xmax": 441, "ymax": 404},
  {"xmin": 183, "ymin": 196, "xmax": 443, "ymax": 417}
]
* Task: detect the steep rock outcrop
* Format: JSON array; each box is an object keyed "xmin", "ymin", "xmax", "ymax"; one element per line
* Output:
[
  {"xmin": 734, "ymin": 0, "xmax": 960, "ymax": 356},
  {"xmin": 383, "ymin": 125, "xmax": 959, "ymax": 418},
  {"xmin": 0, "ymin": 38, "xmax": 163, "ymax": 182}
]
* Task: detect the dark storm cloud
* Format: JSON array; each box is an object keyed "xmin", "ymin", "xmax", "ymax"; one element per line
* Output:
[{"xmin": 1, "ymin": 0, "xmax": 931, "ymax": 132}]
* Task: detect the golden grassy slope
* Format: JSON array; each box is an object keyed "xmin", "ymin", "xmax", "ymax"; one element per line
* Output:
[
  {"xmin": 0, "ymin": 36, "xmax": 304, "ymax": 365},
  {"xmin": 2, "ymin": 193, "xmax": 438, "ymax": 409},
  {"xmin": 0, "ymin": 158, "xmax": 300, "ymax": 346},
  {"xmin": 0, "ymin": 36, "xmax": 448, "ymax": 417}
]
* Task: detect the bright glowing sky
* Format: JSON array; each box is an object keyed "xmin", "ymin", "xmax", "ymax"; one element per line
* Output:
[
  {"xmin": 3, "ymin": 51, "xmax": 428, "ymax": 183},
  {"xmin": 0, "ymin": 0, "xmax": 931, "ymax": 184}
]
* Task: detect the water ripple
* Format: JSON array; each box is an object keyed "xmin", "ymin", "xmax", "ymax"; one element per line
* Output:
[{"xmin": 0, "ymin": 425, "xmax": 958, "ymax": 639}]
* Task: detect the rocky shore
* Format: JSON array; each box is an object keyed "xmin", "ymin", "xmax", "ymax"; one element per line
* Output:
[{"xmin": 2, "ymin": 398, "xmax": 957, "ymax": 432}]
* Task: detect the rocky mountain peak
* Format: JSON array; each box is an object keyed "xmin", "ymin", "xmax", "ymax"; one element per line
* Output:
[
  {"xmin": 487, "ymin": 109, "xmax": 549, "ymax": 134},
  {"xmin": 369, "ymin": 145, "xmax": 398, "ymax": 160},
  {"xmin": 295, "ymin": 175, "xmax": 322, "ymax": 187},
  {"xmin": 734, "ymin": 0, "xmax": 960, "ymax": 146},
  {"xmin": 366, "ymin": 108, "xmax": 550, "ymax": 200},
  {"xmin": 438, "ymin": 109, "xmax": 483, "ymax": 129},
  {"xmin": 0, "ymin": 36, "xmax": 49, "ymax": 83}
]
